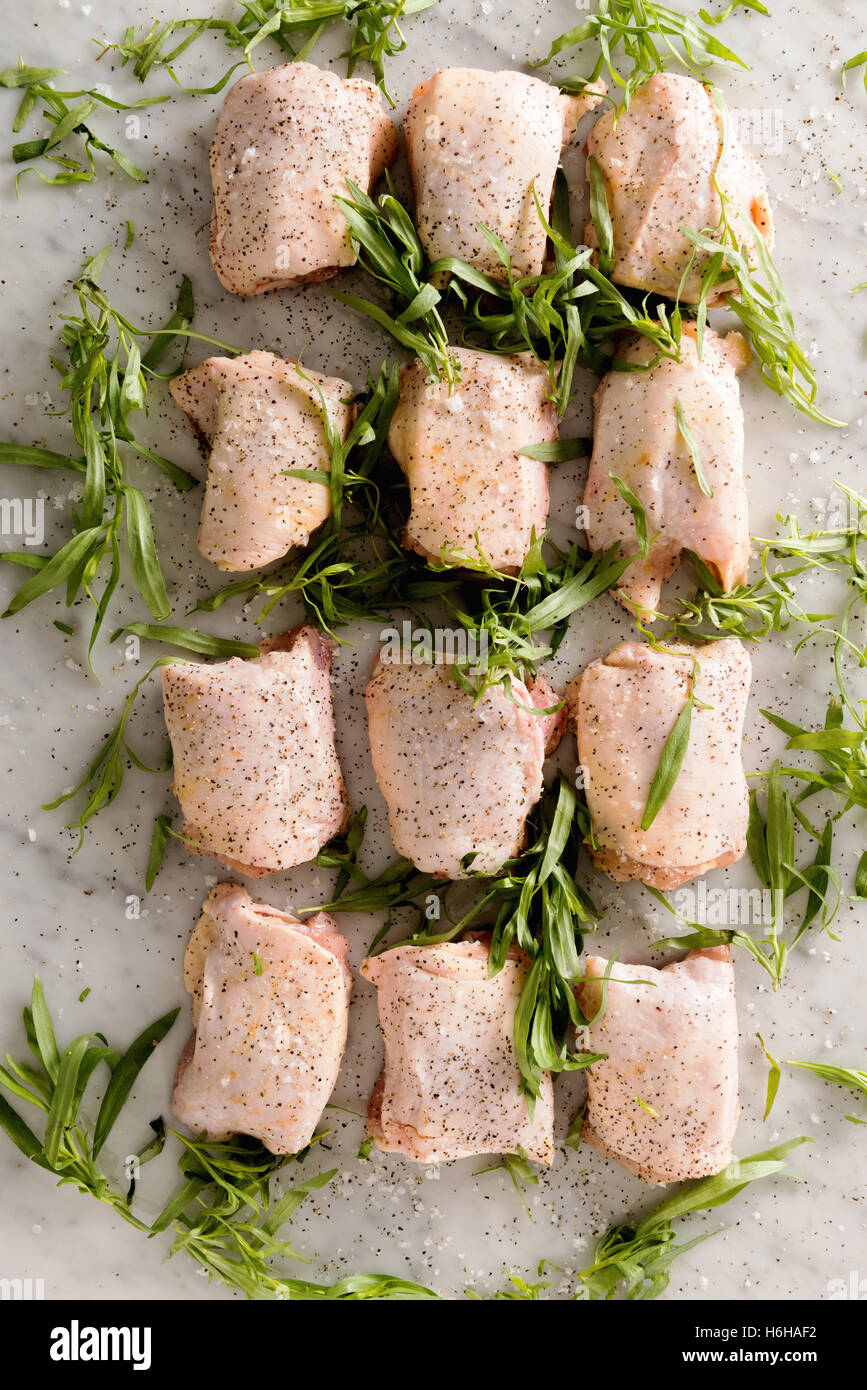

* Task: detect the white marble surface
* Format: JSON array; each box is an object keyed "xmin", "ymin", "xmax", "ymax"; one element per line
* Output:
[{"xmin": 0, "ymin": 0, "xmax": 865, "ymax": 1302}]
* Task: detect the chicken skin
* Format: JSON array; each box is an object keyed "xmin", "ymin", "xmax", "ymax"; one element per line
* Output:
[
  {"xmin": 585, "ymin": 72, "xmax": 774, "ymax": 302},
  {"xmin": 161, "ymin": 627, "xmax": 350, "ymax": 876},
  {"xmin": 405, "ymin": 68, "xmax": 603, "ymax": 282},
  {"xmin": 170, "ymin": 351, "xmax": 353, "ymax": 573},
  {"xmin": 366, "ymin": 651, "xmax": 561, "ymax": 879},
  {"xmin": 583, "ymin": 326, "xmax": 751, "ymax": 616},
  {"xmin": 173, "ymin": 884, "xmax": 352, "ymax": 1154},
  {"xmin": 569, "ymin": 639, "xmax": 750, "ymax": 888},
  {"xmin": 386, "ymin": 348, "xmax": 557, "ymax": 573},
  {"xmin": 576, "ymin": 948, "xmax": 739, "ymax": 1184},
  {"xmin": 361, "ymin": 937, "xmax": 554, "ymax": 1164},
  {"xmin": 209, "ymin": 61, "xmax": 397, "ymax": 296}
]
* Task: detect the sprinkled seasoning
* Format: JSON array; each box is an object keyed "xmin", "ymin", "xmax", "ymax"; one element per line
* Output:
[
  {"xmin": 577, "ymin": 947, "xmax": 739, "ymax": 1183},
  {"xmin": 209, "ymin": 61, "xmax": 398, "ymax": 296},
  {"xmin": 569, "ymin": 638, "xmax": 751, "ymax": 887},
  {"xmin": 366, "ymin": 650, "xmax": 560, "ymax": 878},
  {"xmin": 387, "ymin": 347, "xmax": 558, "ymax": 572},
  {"xmin": 361, "ymin": 937, "xmax": 555, "ymax": 1164},
  {"xmin": 170, "ymin": 351, "xmax": 354, "ymax": 571},
  {"xmin": 405, "ymin": 67, "xmax": 603, "ymax": 281},
  {"xmin": 161, "ymin": 626, "xmax": 350, "ymax": 874},
  {"xmin": 586, "ymin": 72, "xmax": 773, "ymax": 302},
  {"xmin": 583, "ymin": 326, "xmax": 753, "ymax": 617},
  {"xmin": 175, "ymin": 883, "xmax": 352, "ymax": 1155}
]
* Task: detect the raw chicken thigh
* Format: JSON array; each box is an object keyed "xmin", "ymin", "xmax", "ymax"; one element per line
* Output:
[
  {"xmin": 386, "ymin": 348, "xmax": 557, "ymax": 573},
  {"xmin": 161, "ymin": 627, "xmax": 350, "ymax": 876},
  {"xmin": 583, "ymin": 326, "xmax": 751, "ymax": 616},
  {"xmin": 170, "ymin": 351, "xmax": 353, "ymax": 572},
  {"xmin": 173, "ymin": 883, "xmax": 352, "ymax": 1154},
  {"xmin": 405, "ymin": 67, "xmax": 603, "ymax": 281},
  {"xmin": 209, "ymin": 61, "xmax": 398, "ymax": 296},
  {"xmin": 576, "ymin": 947, "xmax": 739, "ymax": 1184},
  {"xmin": 361, "ymin": 937, "xmax": 554, "ymax": 1164},
  {"xmin": 569, "ymin": 638, "xmax": 750, "ymax": 888},
  {"xmin": 366, "ymin": 651, "xmax": 561, "ymax": 879},
  {"xmin": 585, "ymin": 72, "xmax": 774, "ymax": 302}
]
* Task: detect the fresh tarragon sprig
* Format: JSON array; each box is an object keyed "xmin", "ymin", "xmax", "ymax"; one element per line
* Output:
[
  {"xmin": 654, "ymin": 485, "xmax": 867, "ymax": 646},
  {"xmin": 2, "ymin": 5, "xmax": 437, "ymax": 187},
  {"xmin": 0, "ymin": 975, "xmax": 177, "ymax": 1232},
  {"xmin": 191, "ymin": 360, "xmax": 457, "ymax": 635},
  {"xmin": 319, "ymin": 776, "xmax": 605, "ymax": 1105},
  {"xmin": 335, "ymin": 174, "xmax": 683, "ymax": 411},
  {"xmin": 0, "ymin": 243, "xmax": 237, "ymax": 668},
  {"xmin": 426, "ymin": 530, "xmax": 632, "ymax": 703},
  {"xmin": 649, "ymin": 762, "xmax": 843, "ymax": 989},
  {"xmin": 531, "ymin": 0, "xmax": 769, "ymax": 107},
  {"xmin": 0, "ymin": 60, "xmax": 170, "ymax": 190},
  {"xmin": 759, "ymin": 1036, "xmax": 867, "ymax": 1126},
  {"xmin": 97, "ymin": 1, "xmax": 437, "ymax": 107},
  {"xmin": 677, "ymin": 87, "xmax": 844, "ymax": 426},
  {"xmin": 474, "ymin": 1137, "xmax": 811, "ymax": 1299},
  {"xmin": 574, "ymin": 1138, "xmax": 811, "ymax": 1299},
  {"xmin": 0, "ymin": 976, "xmax": 440, "ymax": 1300},
  {"xmin": 644, "ymin": 488, "xmax": 866, "ymax": 984}
]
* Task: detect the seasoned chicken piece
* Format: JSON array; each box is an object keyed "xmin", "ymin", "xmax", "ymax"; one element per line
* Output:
[
  {"xmin": 361, "ymin": 937, "xmax": 554, "ymax": 1164},
  {"xmin": 173, "ymin": 883, "xmax": 352, "ymax": 1154},
  {"xmin": 386, "ymin": 349, "xmax": 557, "ymax": 573},
  {"xmin": 569, "ymin": 639, "xmax": 750, "ymax": 888},
  {"xmin": 161, "ymin": 627, "xmax": 350, "ymax": 876},
  {"xmin": 170, "ymin": 352, "xmax": 353, "ymax": 572},
  {"xmin": 583, "ymin": 326, "xmax": 751, "ymax": 616},
  {"xmin": 405, "ymin": 68, "xmax": 604, "ymax": 281},
  {"xmin": 366, "ymin": 652, "xmax": 560, "ymax": 879},
  {"xmin": 585, "ymin": 72, "xmax": 774, "ymax": 302},
  {"xmin": 576, "ymin": 948, "xmax": 739, "ymax": 1184},
  {"xmin": 209, "ymin": 61, "xmax": 397, "ymax": 296}
]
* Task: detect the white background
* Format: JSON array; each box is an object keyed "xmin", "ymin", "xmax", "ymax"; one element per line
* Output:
[{"xmin": 0, "ymin": 0, "xmax": 865, "ymax": 1300}]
